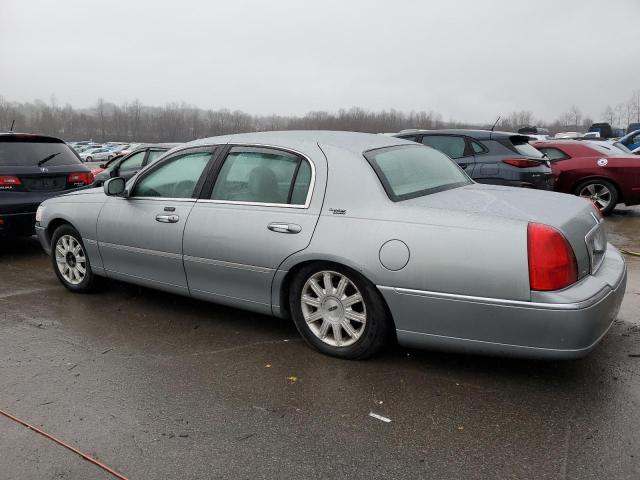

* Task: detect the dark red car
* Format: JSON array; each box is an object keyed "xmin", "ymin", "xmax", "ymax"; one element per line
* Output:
[{"xmin": 533, "ymin": 140, "xmax": 640, "ymax": 214}]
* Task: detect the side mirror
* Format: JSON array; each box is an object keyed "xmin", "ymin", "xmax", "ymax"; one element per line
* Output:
[{"xmin": 104, "ymin": 177, "xmax": 127, "ymax": 196}]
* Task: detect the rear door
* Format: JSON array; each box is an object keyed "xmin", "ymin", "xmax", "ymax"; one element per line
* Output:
[
  {"xmin": 419, "ymin": 135, "xmax": 476, "ymax": 174},
  {"xmin": 97, "ymin": 147, "xmax": 215, "ymax": 294},
  {"xmin": 183, "ymin": 145, "xmax": 324, "ymax": 312}
]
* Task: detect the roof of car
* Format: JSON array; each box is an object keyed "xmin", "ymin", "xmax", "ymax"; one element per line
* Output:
[
  {"xmin": 0, "ymin": 132, "xmax": 64, "ymax": 142},
  {"xmin": 394, "ymin": 129, "xmax": 520, "ymax": 140},
  {"xmin": 182, "ymin": 131, "xmax": 412, "ymax": 154}
]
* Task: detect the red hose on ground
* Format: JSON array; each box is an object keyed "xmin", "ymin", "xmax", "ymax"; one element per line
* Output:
[{"xmin": 0, "ymin": 408, "xmax": 129, "ymax": 480}]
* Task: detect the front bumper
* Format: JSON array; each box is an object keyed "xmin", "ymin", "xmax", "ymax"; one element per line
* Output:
[
  {"xmin": 35, "ymin": 225, "xmax": 50, "ymax": 254},
  {"xmin": 379, "ymin": 245, "xmax": 627, "ymax": 359}
]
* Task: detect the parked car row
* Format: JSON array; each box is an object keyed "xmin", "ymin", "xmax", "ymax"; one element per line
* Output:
[{"xmin": 68, "ymin": 141, "xmax": 143, "ymax": 163}]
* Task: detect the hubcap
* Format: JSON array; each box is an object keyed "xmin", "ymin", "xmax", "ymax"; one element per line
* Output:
[
  {"xmin": 55, "ymin": 235, "xmax": 87, "ymax": 285},
  {"xmin": 579, "ymin": 183, "xmax": 611, "ymax": 211},
  {"xmin": 300, "ymin": 270, "xmax": 366, "ymax": 347}
]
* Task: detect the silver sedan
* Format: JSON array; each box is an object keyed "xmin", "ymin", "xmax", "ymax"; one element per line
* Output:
[{"xmin": 35, "ymin": 131, "xmax": 627, "ymax": 359}]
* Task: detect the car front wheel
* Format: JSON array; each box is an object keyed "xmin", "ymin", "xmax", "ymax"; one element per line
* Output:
[
  {"xmin": 85, "ymin": 156, "xmax": 93, "ymax": 162},
  {"xmin": 289, "ymin": 263, "xmax": 391, "ymax": 359},
  {"xmin": 51, "ymin": 225, "xmax": 98, "ymax": 293},
  {"xmin": 576, "ymin": 179, "xmax": 619, "ymax": 215}
]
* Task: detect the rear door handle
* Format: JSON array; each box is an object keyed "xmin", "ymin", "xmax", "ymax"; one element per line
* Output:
[
  {"xmin": 268, "ymin": 222, "xmax": 302, "ymax": 234},
  {"xmin": 156, "ymin": 214, "xmax": 179, "ymax": 223}
]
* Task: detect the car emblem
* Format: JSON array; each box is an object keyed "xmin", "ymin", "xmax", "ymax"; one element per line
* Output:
[
  {"xmin": 40, "ymin": 167, "xmax": 49, "ymax": 172},
  {"xmin": 597, "ymin": 158, "xmax": 608, "ymax": 167}
]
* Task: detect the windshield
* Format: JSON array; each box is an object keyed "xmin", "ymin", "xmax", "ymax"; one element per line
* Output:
[
  {"xmin": 586, "ymin": 142, "xmax": 627, "ymax": 156},
  {"xmin": 0, "ymin": 138, "xmax": 82, "ymax": 167},
  {"xmin": 364, "ymin": 145, "xmax": 472, "ymax": 201}
]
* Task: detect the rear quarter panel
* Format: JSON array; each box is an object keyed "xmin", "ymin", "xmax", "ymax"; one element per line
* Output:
[{"xmin": 278, "ymin": 144, "xmax": 531, "ymax": 303}]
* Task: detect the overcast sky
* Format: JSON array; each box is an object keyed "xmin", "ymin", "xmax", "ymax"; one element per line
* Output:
[{"xmin": 1, "ymin": 0, "xmax": 638, "ymax": 123}]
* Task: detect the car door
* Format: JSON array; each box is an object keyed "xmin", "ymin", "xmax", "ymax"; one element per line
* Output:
[
  {"xmin": 183, "ymin": 144, "xmax": 325, "ymax": 313},
  {"xmin": 419, "ymin": 135, "xmax": 475, "ymax": 175},
  {"xmin": 116, "ymin": 149, "xmax": 148, "ymax": 182},
  {"xmin": 97, "ymin": 147, "xmax": 215, "ymax": 294}
]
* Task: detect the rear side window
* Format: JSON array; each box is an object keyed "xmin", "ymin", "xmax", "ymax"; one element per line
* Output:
[
  {"xmin": 211, "ymin": 147, "xmax": 312, "ymax": 205},
  {"xmin": 365, "ymin": 145, "xmax": 472, "ymax": 201},
  {"xmin": 0, "ymin": 137, "xmax": 82, "ymax": 167},
  {"xmin": 508, "ymin": 136, "xmax": 544, "ymax": 158},
  {"xmin": 421, "ymin": 135, "xmax": 467, "ymax": 159},
  {"xmin": 538, "ymin": 147, "xmax": 569, "ymax": 161}
]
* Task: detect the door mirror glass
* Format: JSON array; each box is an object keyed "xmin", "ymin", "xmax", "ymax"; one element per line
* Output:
[{"xmin": 104, "ymin": 177, "xmax": 126, "ymax": 196}]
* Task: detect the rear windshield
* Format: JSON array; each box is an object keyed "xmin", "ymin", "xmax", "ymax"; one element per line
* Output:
[
  {"xmin": 509, "ymin": 136, "xmax": 545, "ymax": 158},
  {"xmin": 364, "ymin": 145, "xmax": 472, "ymax": 201},
  {"xmin": 0, "ymin": 138, "xmax": 82, "ymax": 167}
]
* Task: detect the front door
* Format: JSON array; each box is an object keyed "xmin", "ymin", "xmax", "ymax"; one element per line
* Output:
[
  {"xmin": 97, "ymin": 147, "xmax": 215, "ymax": 294},
  {"xmin": 183, "ymin": 145, "xmax": 325, "ymax": 312}
]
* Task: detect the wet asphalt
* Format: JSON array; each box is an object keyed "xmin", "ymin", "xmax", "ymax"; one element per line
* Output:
[{"xmin": 0, "ymin": 208, "xmax": 639, "ymax": 480}]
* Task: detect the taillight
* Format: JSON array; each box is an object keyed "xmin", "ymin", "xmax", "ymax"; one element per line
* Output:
[
  {"xmin": 0, "ymin": 175, "xmax": 21, "ymax": 186},
  {"xmin": 527, "ymin": 223, "xmax": 578, "ymax": 291},
  {"xmin": 583, "ymin": 197, "xmax": 603, "ymax": 218},
  {"xmin": 502, "ymin": 159, "xmax": 542, "ymax": 168},
  {"xmin": 67, "ymin": 172, "xmax": 94, "ymax": 185}
]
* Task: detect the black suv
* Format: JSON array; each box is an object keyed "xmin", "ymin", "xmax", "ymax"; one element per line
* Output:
[
  {"xmin": 393, "ymin": 129, "xmax": 553, "ymax": 190},
  {"xmin": 0, "ymin": 133, "xmax": 93, "ymax": 237}
]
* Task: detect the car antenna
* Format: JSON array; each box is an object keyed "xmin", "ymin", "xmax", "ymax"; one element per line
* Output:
[
  {"xmin": 490, "ymin": 115, "xmax": 501, "ymax": 132},
  {"xmin": 10, "ymin": 119, "xmax": 15, "ymax": 132}
]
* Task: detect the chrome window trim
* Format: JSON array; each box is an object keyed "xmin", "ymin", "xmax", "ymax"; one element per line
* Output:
[
  {"xmin": 121, "ymin": 143, "xmax": 316, "ymax": 209},
  {"xmin": 204, "ymin": 143, "xmax": 316, "ymax": 209}
]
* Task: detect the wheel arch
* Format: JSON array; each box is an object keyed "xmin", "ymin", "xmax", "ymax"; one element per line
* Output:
[
  {"xmin": 45, "ymin": 217, "xmax": 78, "ymax": 246},
  {"xmin": 275, "ymin": 257, "xmax": 397, "ymax": 336},
  {"xmin": 571, "ymin": 175, "xmax": 625, "ymax": 203}
]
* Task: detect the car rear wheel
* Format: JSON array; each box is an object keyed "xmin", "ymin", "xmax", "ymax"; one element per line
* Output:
[
  {"xmin": 576, "ymin": 179, "xmax": 618, "ymax": 215},
  {"xmin": 289, "ymin": 263, "xmax": 391, "ymax": 359},
  {"xmin": 85, "ymin": 156, "xmax": 93, "ymax": 162},
  {"xmin": 51, "ymin": 225, "xmax": 98, "ymax": 293}
]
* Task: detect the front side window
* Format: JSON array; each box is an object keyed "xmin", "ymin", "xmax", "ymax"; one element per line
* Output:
[
  {"xmin": 119, "ymin": 151, "xmax": 146, "ymax": 173},
  {"xmin": 365, "ymin": 145, "xmax": 472, "ymax": 201},
  {"xmin": 421, "ymin": 135, "xmax": 467, "ymax": 159},
  {"xmin": 211, "ymin": 147, "xmax": 312, "ymax": 205},
  {"xmin": 132, "ymin": 150, "xmax": 211, "ymax": 198},
  {"xmin": 146, "ymin": 149, "xmax": 167, "ymax": 165}
]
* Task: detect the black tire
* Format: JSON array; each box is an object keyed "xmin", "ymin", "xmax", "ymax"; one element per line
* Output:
[
  {"xmin": 50, "ymin": 224, "xmax": 99, "ymax": 293},
  {"xmin": 575, "ymin": 179, "xmax": 619, "ymax": 215},
  {"xmin": 86, "ymin": 156, "xmax": 93, "ymax": 162},
  {"xmin": 288, "ymin": 262, "xmax": 391, "ymax": 359}
]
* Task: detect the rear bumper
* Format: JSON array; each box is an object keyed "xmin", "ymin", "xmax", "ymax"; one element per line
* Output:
[
  {"xmin": 0, "ymin": 211, "xmax": 36, "ymax": 236},
  {"xmin": 379, "ymin": 246, "xmax": 627, "ymax": 359}
]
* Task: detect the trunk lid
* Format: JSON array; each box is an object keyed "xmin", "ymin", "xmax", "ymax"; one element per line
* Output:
[{"xmin": 404, "ymin": 183, "xmax": 604, "ymax": 280}]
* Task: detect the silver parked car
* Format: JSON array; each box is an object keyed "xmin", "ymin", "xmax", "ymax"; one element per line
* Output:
[{"xmin": 35, "ymin": 131, "xmax": 626, "ymax": 360}]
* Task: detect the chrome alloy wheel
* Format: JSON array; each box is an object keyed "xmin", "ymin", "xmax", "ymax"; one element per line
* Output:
[
  {"xmin": 300, "ymin": 270, "xmax": 367, "ymax": 347},
  {"xmin": 55, "ymin": 235, "xmax": 87, "ymax": 285},
  {"xmin": 579, "ymin": 183, "xmax": 611, "ymax": 211}
]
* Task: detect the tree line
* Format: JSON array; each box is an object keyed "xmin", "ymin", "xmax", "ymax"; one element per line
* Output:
[{"xmin": 1, "ymin": 92, "xmax": 638, "ymax": 143}]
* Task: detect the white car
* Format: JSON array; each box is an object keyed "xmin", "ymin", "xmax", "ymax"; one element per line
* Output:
[{"xmin": 80, "ymin": 148, "xmax": 116, "ymax": 162}]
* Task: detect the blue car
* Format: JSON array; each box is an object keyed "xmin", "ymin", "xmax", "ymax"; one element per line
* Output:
[{"xmin": 619, "ymin": 129, "xmax": 640, "ymax": 151}]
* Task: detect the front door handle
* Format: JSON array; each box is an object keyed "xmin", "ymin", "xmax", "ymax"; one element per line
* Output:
[
  {"xmin": 268, "ymin": 222, "xmax": 302, "ymax": 234},
  {"xmin": 156, "ymin": 214, "xmax": 179, "ymax": 223}
]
